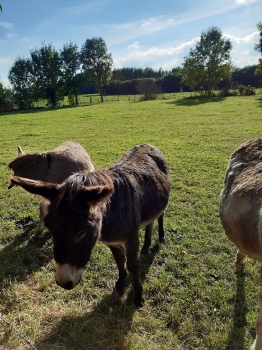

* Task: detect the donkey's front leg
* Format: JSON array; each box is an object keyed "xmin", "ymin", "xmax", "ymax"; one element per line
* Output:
[
  {"xmin": 30, "ymin": 201, "xmax": 49, "ymax": 241},
  {"xmin": 126, "ymin": 237, "xmax": 144, "ymax": 307},
  {"xmin": 235, "ymin": 249, "xmax": 245, "ymax": 271},
  {"xmin": 109, "ymin": 245, "xmax": 127, "ymax": 294},
  {"xmin": 252, "ymin": 286, "xmax": 262, "ymax": 349}
]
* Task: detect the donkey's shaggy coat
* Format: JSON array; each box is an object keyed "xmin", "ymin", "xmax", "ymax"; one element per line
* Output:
[
  {"xmin": 10, "ymin": 144, "xmax": 171, "ymax": 306},
  {"xmin": 8, "ymin": 141, "xmax": 94, "ymax": 238},
  {"xmin": 220, "ymin": 138, "xmax": 262, "ymax": 350}
]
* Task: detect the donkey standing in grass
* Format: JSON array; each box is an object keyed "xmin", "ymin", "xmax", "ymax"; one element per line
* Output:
[
  {"xmin": 8, "ymin": 141, "xmax": 94, "ymax": 240},
  {"xmin": 220, "ymin": 138, "xmax": 262, "ymax": 350},
  {"xmin": 9, "ymin": 144, "xmax": 171, "ymax": 306}
]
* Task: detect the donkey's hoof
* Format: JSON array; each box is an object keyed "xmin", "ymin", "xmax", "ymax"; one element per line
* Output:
[
  {"xmin": 115, "ymin": 281, "xmax": 125, "ymax": 295},
  {"xmin": 134, "ymin": 296, "xmax": 144, "ymax": 308},
  {"xmin": 141, "ymin": 246, "xmax": 149, "ymax": 255},
  {"xmin": 29, "ymin": 233, "xmax": 41, "ymax": 242},
  {"xmin": 235, "ymin": 260, "xmax": 244, "ymax": 272}
]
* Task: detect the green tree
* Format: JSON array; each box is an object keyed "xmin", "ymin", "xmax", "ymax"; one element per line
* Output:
[
  {"xmin": 30, "ymin": 43, "xmax": 63, "ymax": 107},
  {"xmin": 182, "ymin": 26, "xmax": 232, "ymax": 96},
  {"xmin": 80, "ymin": 37, "xmax": 113, "ymax": 102},
  {"xmin": 255, "ymin": 22, "xmax": 262, "ymax": 84},
  {"xmin": 60, "ymin": 42, "xmax": 82, "ymax": 106},
  {"xmin": 181, "ymin": 56, "xmax": 206, "ymax": 95},
  {"xmin": 8, "ymin": 57, "xmax": 36, "ymax": 109},
  {"xmin": 255, "ymin": 22, "xmax": 262, "ymax": 54},
  {"xmin": 0, "ymin": 81, "xmax": 13, "ymax": 111}
]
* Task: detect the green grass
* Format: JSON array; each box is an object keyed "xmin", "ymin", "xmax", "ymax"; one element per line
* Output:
[{"xmin": 1, "ymin": 93, "xmax": 262, "ymax": 349}]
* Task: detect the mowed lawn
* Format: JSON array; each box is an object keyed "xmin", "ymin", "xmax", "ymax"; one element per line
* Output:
[{"xmin": 1, "ymin": 93, "xmax": 262, "ymax": 350}]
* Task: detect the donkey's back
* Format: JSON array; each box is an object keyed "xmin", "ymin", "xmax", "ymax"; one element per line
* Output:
[
  {"xmin": 8, "ymin": 141, "xmax": 94, "ymax": 239},
  {"xmin": 101, "ymin": 144, "xmax": 170, "ymax": 250},
  {"xmin": 9, "ymin": 141, "xmax": 94, "ymax": 184}
]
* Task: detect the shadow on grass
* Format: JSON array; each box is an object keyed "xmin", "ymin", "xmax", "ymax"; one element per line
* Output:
[
  {"xmin": 0, "ymin": 104, "xmax": 88, "ymax": 117},
  {"xmin": 226, "ymin": 271, "xmax": 247, "ymax": 350},
  {"xmin": 34, "ymin": 242, "xmax": 161, "ymax": 350},
  {"xmin": 170, "ymin": 96, "xmax": 226, "ymax": 107},
  {"xmin": 0, "ymin": 217, "xmax": 52, "ymax": 288}
]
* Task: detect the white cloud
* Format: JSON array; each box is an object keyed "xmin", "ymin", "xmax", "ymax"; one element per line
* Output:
[
  {"xmin": 225, "ymin": 31, "xmax": 258, "ymax": 44},
  {"xmin": 235, "ymin": 0, "xmax": 257, "ymax": 4},
  {"xmin": 0, "ymin": 21, "xmax": 14, "ymax": 30},
  {"xmin": 140, "ymin": 17, "xmax": 177, "ymax": 34},
  {"xmin": 106, "ymin": 1, "xmax": 248, "ymax": 46},
  {"xmin": 0, "ymin": 58, "xmax": 12, "ymax": 65},
  {"xmin": 127, "ymin": 42, "xmax": 140, "ymax": 53},
  {"xmin": 231, "ymin": 49, "xmax": 260, "ymax": 66},
  {"xmin": 0, "ymin": 77, "xmax": 11, "ymax": 87},
  {"xmin": 114, "ymin": 38, "xmax": 199, "ymax": 67}
]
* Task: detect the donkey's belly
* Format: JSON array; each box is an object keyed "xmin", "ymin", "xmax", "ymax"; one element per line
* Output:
[
  {"xmin": 221, "ymin": 195, "xmax": 262, "ymax": 261},
  {"xmin": 139, "ymin": 209, "xmax": 165, "ymax": 229}
]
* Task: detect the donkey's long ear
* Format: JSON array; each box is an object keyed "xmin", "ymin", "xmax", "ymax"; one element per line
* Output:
[
  {"xmin": 80, "ymin": 184, "xmax": 114, "ymax": 206},
  {"xmin": 18, "ymin": 146, "xmax": 24, "ymax": 155},
  {"xmin": 9, "ymin": 176, "xmax": 60, "ymax": 201}
]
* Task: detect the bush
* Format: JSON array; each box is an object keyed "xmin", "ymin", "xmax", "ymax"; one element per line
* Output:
[
  {"xmin": 238, "ymin": 84, "xmax": 256, "ymax": 96},
  {"xmin": 238, "ymin": 85, "xmax": 246, "ymax": 96},
  {"xmin": 245, "ymin": 85, "xmax": 256, "ymax": 95},
  {"xmin": 136, "ymin": 78, "xmax": 162, "ymax": 100},
  {"xmin": 218, "ymin": 88, "xmax": 237, "ymax": 97}
]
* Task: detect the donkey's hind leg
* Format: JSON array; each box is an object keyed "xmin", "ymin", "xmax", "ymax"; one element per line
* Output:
[
  {"xmin": 158, "ymin": 213, "xmax": 165, "ymax": 243},
  {"xmin": 141, "ymin": 222, "xmax": 154, "ymax": 254},
  {"xmin": 235, "ymin": 249, "xmax": 245, "ymax": 271}
]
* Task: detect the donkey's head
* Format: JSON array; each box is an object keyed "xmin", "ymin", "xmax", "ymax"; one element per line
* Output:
[{"xmin": 9, "ymin": 172, "xmax": 114, "ymax": 289}]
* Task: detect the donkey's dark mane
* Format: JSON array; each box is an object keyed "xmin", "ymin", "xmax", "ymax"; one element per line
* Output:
[{"xmin": 56, "ymin": 170, "xmax": 113, "ymax": 211}]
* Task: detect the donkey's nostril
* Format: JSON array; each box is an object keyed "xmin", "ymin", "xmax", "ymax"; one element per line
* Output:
[{"xmin": 56, "ymin": 279, "xmax": 73, "ymax": 290}]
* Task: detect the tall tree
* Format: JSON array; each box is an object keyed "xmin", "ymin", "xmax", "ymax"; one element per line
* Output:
[
  {"xmin": 182, "ymin": 26, "xmax": 232, "ymax": 96},
  {"xmin": 255, "ymin": 22, "xmax": 262, "ymax": 54},
  {"xmin": 255, "ymin": 22, "xmax": 262, "ymax": 83},
  {"xmin": 181, "ymin": 56, "xmax": 206, "ymax": 94},
  {"xmin": 30, "ymin": 43, "xmax": 63, "ymax": 107},
  {"xmin": 0, "ymin": 81, "xmax": 13, "ymax": 111},
  {"xmin": 80, "ymin": 37, "xmax": 113, "ymax": 102},
  {"xmin": 8, "ymin": 57, "xmax": 35, "ymax": 109},
  {"xmin": 60, "ymin": 42, "xmax": 81, "ymax": 105}
]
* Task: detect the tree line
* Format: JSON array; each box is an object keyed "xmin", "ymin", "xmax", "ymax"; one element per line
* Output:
[
  {"xmin": 4, "ymin": 37, "xmax": 112, "ymax": 110},
  {"xmin": 106, "ymin": 25, "xmax": 262, "ymax": 98},
  {"xmin": 1, "ymin": 24, "xmax": 262, "ymax": 111},
  {"xmin": 103, "ymin": 64, "xmax": 260, "ymax": 96}
]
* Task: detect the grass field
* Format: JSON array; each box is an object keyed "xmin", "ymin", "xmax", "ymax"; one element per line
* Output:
[{"xmin": 1, "ymin": 93, "xmax": 262, "ymax": 350}]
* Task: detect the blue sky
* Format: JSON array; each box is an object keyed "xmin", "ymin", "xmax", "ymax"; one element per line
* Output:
[{"xmin": 0, "ymin": 0, "xmax": 261, "ymax": 87}]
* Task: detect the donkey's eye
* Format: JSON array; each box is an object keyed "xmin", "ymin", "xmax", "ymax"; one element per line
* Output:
[{"xmin": 76, "ymin": 231, "xmax": 86, "ymax": 241}]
